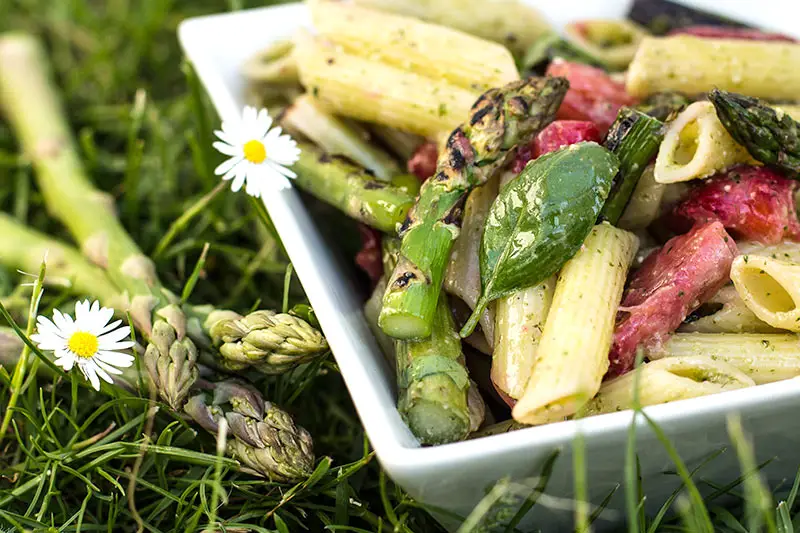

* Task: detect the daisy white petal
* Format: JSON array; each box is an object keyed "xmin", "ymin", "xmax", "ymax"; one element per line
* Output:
[
  {"xmin": 243, "ymin": 106, "xmax": 257, "ymax": 126},
  {"xmin": 256, "ymin": 108, "xmax": 273, "ymax": 137},
  {"xmin": 55, "ymin": 355, "xmax": 75, "ymax": 371},
  {"xmin": 91, "ymin": 362, "xmax": 115, "ymax": 384},
  {"xmin": 81, "ymin": 363, "xmax": 101, "ymax": 391},
  {"xmin": 214, "ymin": 155, "xmax": 243, "ymax": 176},
  {"xmin": 96, "ymin": 351, "xmax": 135, "ymax": 367},
  {"xmin": 97, "ymin": 325, "xmax": 131, "ymax": 344},
  {"xmin": 265, "ymin": 159, "xmax": 297, "ymax": 179},
  {"xmin": 97, "ymin": 319, "xmax": 123, "ymax": 336},
  {"xmin": 94, "ymin": 359, "xmax": 124, "ymax": 375},
  {"xmin": 231, "ymin": 165, "xmax": 247, "ymax": 192},
  {"xmin": 212, "ymin": 140, "xmax": 239, "ymax": 157}
]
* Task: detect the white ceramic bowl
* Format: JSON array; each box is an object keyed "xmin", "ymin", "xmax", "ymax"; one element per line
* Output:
[{"xmin": 179, "ymin": 2, "xmax": 800, "ymax": 530}]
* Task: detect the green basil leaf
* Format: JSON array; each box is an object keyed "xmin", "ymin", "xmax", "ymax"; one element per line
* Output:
[{"xmin": 460, "ymin": 142, "xmax": 619, "ymax": 337}]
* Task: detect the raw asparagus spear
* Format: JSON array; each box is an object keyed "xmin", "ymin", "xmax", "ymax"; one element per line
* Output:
[
  {"xmin": 0, "ymin": 214, "xmax": 327, "ymax": 377},
  {"xmin": 0, "ymin": 212, "xmax": 120, "ymax": 306},
  {"xmin": 0, "ymin": 34, "xmax": 315, "ymax": 480},
  {"xmin": 600, "ymin": 108, "xmax": 664, "ymax": 224},
  {"xmin": 379, "ymin": 77, "xmax": 568, "ymax": 339},
  {"xmin": 184, "ymin": 380, "xmax": 314, "ymax": 482},
  {"xmin": 293, "ymin": 141, "xmax": 415, "ymax": 233},
  {"xmin": 709, "ymin": 88, "xmax": 800, "ymax": 175},
  {"xmin": 206, "ymin": 309, "xmax": 328, "ymax": 374},
  {"xmin": 282, "ymin": 95, "xmax": 401, "ymax": 180}
]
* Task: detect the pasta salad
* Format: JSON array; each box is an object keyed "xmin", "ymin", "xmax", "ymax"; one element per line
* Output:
[{"xmin": 243, "ymin": 0, "xmax": 800, "ymax": 444}]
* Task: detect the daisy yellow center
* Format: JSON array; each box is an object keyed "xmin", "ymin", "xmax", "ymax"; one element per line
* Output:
[
  {"xmin": 243, "ymin": 139, "xmax": 267, "ymax": 164},
  {"xmin": 68, "ymin": 331, "xmax": 99, "ymax": 359}
]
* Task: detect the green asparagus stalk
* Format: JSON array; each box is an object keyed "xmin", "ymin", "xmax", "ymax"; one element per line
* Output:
[
  {"xmin": 382, "ymin": 238, "xmax": 483, "ymax": 444},
  {"xmin": 709, "ymin": 88, "xmax": 800, "ymax": 175},
  {"xmin": 379, "ymin": 77, "xmax": 568, "ymax": 339},
  {"xmin": 600, "ymin": 108, "xmax": 664, "ymax": 224},
  {"xmin": 396, "ymin": 292, "xmax": 475, "ymax": 444},
  {"xmin": 282, "ymin": 95, "xmax": 401, "ymax": 180},
  {"xmin": 0, "ymin": 213, "xmax": 325, "ymax": 378},
  {"xmin": 0, "ymin": 34, "xmax": 159, "ymax": 334},
  {"xmin": 0, "ymin": 34, "xmax": 316, "ymax": 480},
  {"xmin": 293, "ymin": 141, "xmax": 415, "ymax": 233},
  {"xmin": 0, "ymin": 212, "xmax": 120, "ymax": 306},
  {"xmin": 205, "ymin": 309, "xmax": 328, "ymax": 374},
  {"xmin": 635, "ymin": 91, "xmax": 690, "ymax": 121}
]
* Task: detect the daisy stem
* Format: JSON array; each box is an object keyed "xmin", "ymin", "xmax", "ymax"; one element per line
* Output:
[
  {"xmin": 0, "ymin": 35, "xmax": 163, "ymax": 311},
  {"xmin": 0, "ymin": 258, "xmax": 46, "ymax": 441}
]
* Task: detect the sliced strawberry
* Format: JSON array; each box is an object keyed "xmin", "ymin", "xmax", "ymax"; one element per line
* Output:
[
  {"xmin": 511, "ymin": 120, "xmax": 601, "ymax": 174},
  {"xmin": 546, "ymin": 59, "xmax": 637, "ymax": 133},
  {"xmin": 664, "ymin": 165, "xmax": 800, "ymax": 245}
]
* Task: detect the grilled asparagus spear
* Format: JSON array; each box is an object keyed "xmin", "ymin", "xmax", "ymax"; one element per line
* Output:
[
  {"xmin": 293, "ymin": 141, "xmax": 415, "ymax": 233},
  {"xmin": 709, "ymin": 88, "xmax": 800, "ymax": 175},
  {"xmin": 378, "ymin": 77, "xmax": 568, "ymax": 339}
]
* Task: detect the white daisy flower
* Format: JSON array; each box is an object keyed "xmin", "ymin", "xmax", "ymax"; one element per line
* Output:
[
  {"xmin": 30, "ymin": 300, "xmax": 136, "ymax": 391},
  {"xmin": 212, "ymin": 106, "xmax": 301, "ymax": 197}
]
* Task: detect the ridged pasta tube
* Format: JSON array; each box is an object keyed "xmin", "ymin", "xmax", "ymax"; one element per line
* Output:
[
  {"xmin": 281, "ymin": 95, "xmax": 400, "ymax": 181},
  {"xmin": 679, "ymin": 286, "xmax": 778, "ymax": 334},
  {"xmin": 617, "ymin": 163, "xmax": 663, "ymax": 231},
  {"xmin": 564, "ymin": 20, "xmax": 647, "ymax": 71},
  {"xmin": 650, "ymin": 333, "xmax": 800, "ymax": 384},
  {"xmin": 351, "ymin": 0, "xmax": 552, "ymax": 58},
  {"xmin": 627, "ymin": 36, "xmax": 800, "ymax": 101},
  {"xmin": 294, "ymin": 33, "xmax": 478, "ymax": 137},
  {"xmin": 738, "ymin": 241, "xmax": 800, "ymax": 265},
  {"xmin": 492, "ymin": 277, "xmax": 555, "ymax": 401},
  {"xmin": 654, "ymin": 101, "xmax": 756, "ymax": 184},
  {"xmin": 309, "ymin": 0, "xmax": 519, "ymax": 91},
  {"xmin": 583, "ymin": 355, "xmax": 755, "ymax": 416},
  {"xmin": 731, "ymin": 255, "xmax": 800, "ymax": 332},
  {"xmin": 512, "ymin": 224, "xmax": 638, "ymax": 425}
]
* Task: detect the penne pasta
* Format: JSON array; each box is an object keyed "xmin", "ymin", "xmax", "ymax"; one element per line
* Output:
[
  {"xmin": 294, "ymin": 33, "xmax": 478, "ymax": 137},
  {"xmin": 309, "ymin": 1, "xmax": 519, "ymax": 91},
  {"xmin": 654, "ymin": 101, "xmax": 756, "ymax": 184},
  {"xmin": 564, "ymin": 20, "xmax": 648, "ymax": 71},
  {"xmin": 492, "ymin": 277, "xmax": 555, "ymax": 401},
  {"xmin": 679, "ymin": 286, "xmax": 779, "ymax": 334},
  {"xmin": 650, "ymin": 333, "xmax": 800, "ymax": 384},
  {"xmin": 512, "ymin": 224, "xmax": 638, "ymax": 425},
  {"xmin": 776, "ymin": 105, "xmax": 800, "ymax": 122},
  {"xmin": 737, "ymin": 241, "xmax": 800, "ymax": 265},
  {"xmin": 730, "ymin": 255, "xmax": 800, "ymax": 332},
  {"xmin": 617, "ymin": 163, "xmax": 664, "ymax": 231},
  {"xmin": 583, "ymin": 355, "xmax": 755, "ymax": 416},
  {"xmin": 626, "ymin": 36, "xmax": 800, "ymax": 100},
  {"xmin": 282, "ymin": 94, "xmax": 400, "ymax": 180},
  {"xmin": 351, "ymin": 0, "xmax": 552, "ymax": 58}
]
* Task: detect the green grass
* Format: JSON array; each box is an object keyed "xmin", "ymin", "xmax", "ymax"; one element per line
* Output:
[{"xmin": 1, "ymin": 0, "xmax": 800, "ymax": 532}]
